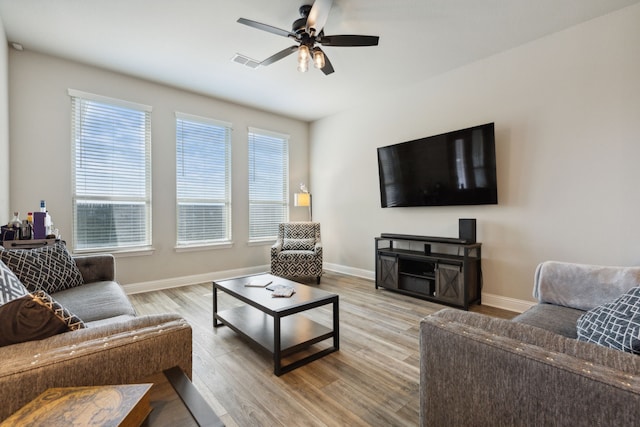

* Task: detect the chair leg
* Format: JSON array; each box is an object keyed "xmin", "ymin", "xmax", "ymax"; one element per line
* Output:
[{"xmin": 317, "ymin": 276, "xmax": 321, "ymax": 284}]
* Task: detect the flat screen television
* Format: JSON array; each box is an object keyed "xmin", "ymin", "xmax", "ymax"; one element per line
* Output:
[{"xmin": 377, "ymin": 123, "xmax": 498, "ymax": 207}]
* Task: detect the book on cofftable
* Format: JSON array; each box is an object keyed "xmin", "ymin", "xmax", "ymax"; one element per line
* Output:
[
  {"xmin": 1, "ymin": 383, "xmax": 153, "ymax": 426},
  {"xmin": 266, "ymin": 283, "xmax": 296, "ymax": 298},
  {"xmin": 244, "ymin": 278, "xmax": 273, "ymax": 287}
]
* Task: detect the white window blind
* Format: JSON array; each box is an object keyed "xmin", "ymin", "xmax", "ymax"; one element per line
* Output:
[
  {"xmin": 176, "ymin": 113, "xmax": 232, "ymax": 246},
  {"xmin": 248, "ymin": 128, "xmax": 289, "ymax": 241},
  {"xmin": 69, "ymin": 89, "xmax": 152, "ymax": 251}
]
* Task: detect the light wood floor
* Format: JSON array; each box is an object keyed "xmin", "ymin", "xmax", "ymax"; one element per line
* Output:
[{"xmin": 129, "ymin": 271, "xmax": 516, "ymax": 427}]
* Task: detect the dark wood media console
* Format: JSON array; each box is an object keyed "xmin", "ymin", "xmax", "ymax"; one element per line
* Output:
[{"xmin": 375, "ymin": 234, "xmax": 482, "ymax": 310}]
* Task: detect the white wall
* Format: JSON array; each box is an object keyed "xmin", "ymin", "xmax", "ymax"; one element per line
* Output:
[
  {"xmin": 0, "ymin": 16, "xmax": 9, "ymax": 224},
  {"xmin": 8, "ymin": 51, "xmax": 309, "ymax": 287},
  {"xmin": 310, "ymin": 4, "xmax": 640, "ymax": 304}
]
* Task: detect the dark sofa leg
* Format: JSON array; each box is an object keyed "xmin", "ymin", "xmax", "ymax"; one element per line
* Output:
[{"xmin": 317, "ymin": 276, "xmax": 321, "ymax": 284}]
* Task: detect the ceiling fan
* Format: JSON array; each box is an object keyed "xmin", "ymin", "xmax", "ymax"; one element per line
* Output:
[{"xmin": 237, "ymin": 0, "xmax": 379, "ymax": 75}]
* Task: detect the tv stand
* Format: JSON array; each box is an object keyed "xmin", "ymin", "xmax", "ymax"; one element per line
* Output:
[
  {"xmin": 375, "ymin": 234, "xmax": 482, "ymax": 310},
  {"xmin": 380, "ymin": 233, "xmax": 472, "ymax": 244}
]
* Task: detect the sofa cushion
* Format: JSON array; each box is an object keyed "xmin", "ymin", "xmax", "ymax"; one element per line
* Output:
[
  {"xmin": 512, "ymin": 303, "xmax": 585, "ymax": 338},
  {"xmin": 52, "ymin": 281, "xmax": 136, "ymax": 323},
  {"xmin": 0, "ymin": 291, "xmax": 85, "ymax": 347},
  {"xmin": 282, "ymin": 238, "xmax": 315, "ymax": 251},
  {"xmin": 0, "ymin": 243, "xmax": 84, "ymax": 293},
  {"xmin": 577, "ymin": 286, "xmax": 640, "ymax": 354},
  {"xmin": 0, "ymin": 260, "xmax": 29, "ymax": 305}
]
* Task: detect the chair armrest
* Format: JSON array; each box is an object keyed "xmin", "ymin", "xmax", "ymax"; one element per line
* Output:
[
  {"xmin": 271, "ymin": 239, "xmax": 283, "ymax": 256},
  {"xmin": 533, "ymin": 261, "xmax": 640, "ymax": 310},
  {"xmin": 314, "ymin": 241, "xmax": 323, "ymax": 256},
  {"xmin": 73, "ymin": 254, "xmax": 115, "ymax": 283}
]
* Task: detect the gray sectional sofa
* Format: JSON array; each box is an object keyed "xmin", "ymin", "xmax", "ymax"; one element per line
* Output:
[
  {"xmin": 420, "ymin": 261, "xmax": 640, "ymax": 426},
  {"xmin": 0, "ymin": 251, "xmax": 192, "ymax": 421}
]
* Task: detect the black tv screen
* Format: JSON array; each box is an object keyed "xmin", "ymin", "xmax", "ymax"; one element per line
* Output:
[{"xmin": 377, "ymin": 123, "xmax": 497, "ymax": 207}]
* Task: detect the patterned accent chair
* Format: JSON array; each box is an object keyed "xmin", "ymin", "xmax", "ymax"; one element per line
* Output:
[{"xmin": 271, "ymin": 222, "xmax": 323, "ymax": 284}]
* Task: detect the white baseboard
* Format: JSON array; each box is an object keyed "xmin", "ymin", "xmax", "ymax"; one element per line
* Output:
[
  {"xmin": 323, "ymin": 262, "xmax": 374, "ymax": 280},
  {"xmin": 122, "ymin": 264, "xmax": 269, "ymax": 295},
  {"xmin": 124, "ymin": 262, "xmax": 535, "ymax": 314},
  {"xmin": 481, "ymin": 293, "xmax": 536, "ymax": 314}
]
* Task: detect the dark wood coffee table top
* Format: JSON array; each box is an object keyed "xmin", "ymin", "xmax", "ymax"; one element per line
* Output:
[{"xmin": 214, "ymin": 274, "xmax": 337, "ymax": 314}]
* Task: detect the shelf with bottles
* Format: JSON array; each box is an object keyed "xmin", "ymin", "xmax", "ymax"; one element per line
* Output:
[{"xmin": 1, "ymin": 200, "xmax": 60, "ymax": 244}]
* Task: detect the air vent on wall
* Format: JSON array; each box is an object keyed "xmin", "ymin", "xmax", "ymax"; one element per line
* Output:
[{"xmin": 231, "ymin": 53, "xmax": 261, "ymax": 69}]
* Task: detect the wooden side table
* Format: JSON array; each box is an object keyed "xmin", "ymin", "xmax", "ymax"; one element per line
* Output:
[{"xmin": 1, "ymin": 367, "xmax": 222, "ymax": 427}]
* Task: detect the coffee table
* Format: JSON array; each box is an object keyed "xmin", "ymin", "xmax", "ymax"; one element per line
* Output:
[{"xmin": 213, "ymin": 274, "xmax": 339, "ymax": 376}]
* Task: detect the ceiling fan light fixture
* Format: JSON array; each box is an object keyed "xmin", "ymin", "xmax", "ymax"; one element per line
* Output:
[
  {"xmin": 297, "ymin": 60, "xmax": 309, "ymax": 73},
  {"xmin": 298, "ymin": 45, "xmax": 310, "ymax": 61},
  {"xmin": 297, "ymin": 45, "xmax": 310, "ymax": 72},
  {"xmin": 313, "ymin": 48, "xmax": 325, "ymax": 69},
  {"xmin": 237, "ymin": 0, "xmax": 379, "ymax": 76}
]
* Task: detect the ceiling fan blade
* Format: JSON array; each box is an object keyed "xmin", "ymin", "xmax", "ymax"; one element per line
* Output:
[
  {"xmin": 237, "ymin": 17, "xmax": 294, "ymax": 39},
  {"xmin": 319, "ymin": 49, "xmax": 335, "ymax": 75},
  {"xmin": 319, "ymin": 35, "xmax": 379, "ymax": 47},
  {"xmin": 261, "ymin": 45, "xmax": 299, "ymax": 66},
  {"xmin": 306, "ymin": 0, "xmax": 333, "ymax": 35}
]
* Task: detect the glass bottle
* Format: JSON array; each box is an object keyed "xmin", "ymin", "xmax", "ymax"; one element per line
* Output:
[
  {"xmin": 10, "ymin": 212, "xmax": 21, "ymax": 239},
  {"xmin": 20, "ymin": 219, "xmax": 32, "ymax": 240}
]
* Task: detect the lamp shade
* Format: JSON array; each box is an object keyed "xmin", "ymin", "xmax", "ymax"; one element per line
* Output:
[{"xmin": 294, "ymin": 192, "xmax": 311, "ymax": 207}]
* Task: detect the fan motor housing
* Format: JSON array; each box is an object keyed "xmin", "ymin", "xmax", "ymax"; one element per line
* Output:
[
  {"xmin": 299, "ymin": 5, "xmax": 312, "ymax": 17},
  {"xmin": 293, "ymin": 5, "xmax": 313, "ymax": 34},
  {"xmin": 292, "ymin": 17, "xmax": 307, "ymax": 34}
]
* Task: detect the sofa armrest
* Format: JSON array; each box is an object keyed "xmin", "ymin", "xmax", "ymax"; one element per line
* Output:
[
  {"xmin": 73, "ymin": 254, "xmax": 115, "ymax": 283},
  {"xmin": 420, "ymin": 309, "xmax": 640, "ymax": 427},
  {"xmin": 0, "ymin": 314, "xmax": 191, "ymax": 421},
  {"xmin": 533, "ymin": 261, "xmax": 640, "ymax": 310}
]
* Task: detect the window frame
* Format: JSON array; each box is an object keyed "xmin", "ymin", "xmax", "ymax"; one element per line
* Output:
[
  {"xmin": 175, "ymin": 112, "xmax": 233, "ymax": 249},
  {"xmin": 247, "ymin": 127, "xmax": 290, "ymax": 243},
  {"xmin": 69, "ymin": 89, "xmax": 152, "ymax": 254}
]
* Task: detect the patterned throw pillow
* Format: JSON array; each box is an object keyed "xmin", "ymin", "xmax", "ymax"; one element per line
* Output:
[
  {"xmin": 0, "ymin": 242, "xmax": 84, "ymax": 293},
  {"xmin": 282, "ymin": 238, "xmax": 315, "ymax": 251},
  {"xmin": 577, "ymin": 286, "xmax": 640, "ymax": 354},
  {"xmin": 0, "ymin": 291, "xmax": 85, "ymax": 347},
  {"xmin": 31, "ymin": 290, "xmax": 86, "ymax": 331},
  {"xmin": 0, "ymin": 260, "xmax": 29, "ymax": 305}
]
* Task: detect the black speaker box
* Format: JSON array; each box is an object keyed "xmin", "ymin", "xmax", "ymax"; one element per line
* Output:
[{"xmin": 459, "ymin": 218, "xmax": 476, "ymax": 243}]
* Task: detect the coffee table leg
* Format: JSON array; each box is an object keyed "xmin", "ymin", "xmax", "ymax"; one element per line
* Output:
[
  {"xmin": 333, "ymin": 297, "xmax": 340, "ymax": 350},
  {"xmin": 274, "ymin": 314, "xmax": 282, "ymax": 376},
  {"xmin": 213, "ymin": 283, "xmax": 221, "ymax": 328}
]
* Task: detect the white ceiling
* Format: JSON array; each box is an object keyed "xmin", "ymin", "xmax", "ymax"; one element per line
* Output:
[{"xmin": 1, "ymin": 0, "xmax": 638, "ymax": 122}]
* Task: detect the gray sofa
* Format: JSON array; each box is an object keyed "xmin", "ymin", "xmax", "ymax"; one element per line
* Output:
[
  {"xmin": 420, "ymin": 261, "xmax": 640, "ymax": 426},
  {"xmin": 0, "ymin": 253, "xmax": 192, "ymax": 421}
]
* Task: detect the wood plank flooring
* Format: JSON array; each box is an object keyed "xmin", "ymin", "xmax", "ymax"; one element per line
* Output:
[{"xmin": 129, "ymin": 271, "xmax": 516, "ymax": 427}]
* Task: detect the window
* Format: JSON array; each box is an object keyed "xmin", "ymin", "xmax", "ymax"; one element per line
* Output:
[
  {"xmin": 248, "ymin": 128, "xmax": 289, "ymax": 241},
  {"xmin": 176, "ymin": 113, "xmax": 232, "ymax": 246},
  {"xmin": 69, "ymin": 89, "xmax": 152, "ymax": 252}
]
